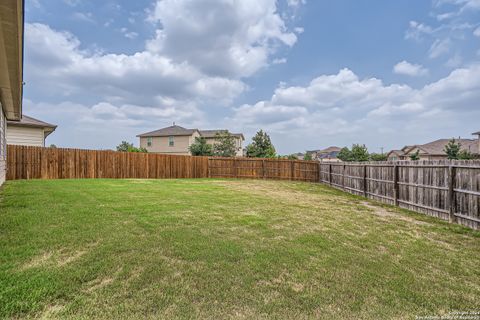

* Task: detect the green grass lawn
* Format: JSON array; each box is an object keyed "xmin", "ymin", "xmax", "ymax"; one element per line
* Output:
[{"xmin": 1, "ymin": 179, "xmax": 479, "ymax": 319}]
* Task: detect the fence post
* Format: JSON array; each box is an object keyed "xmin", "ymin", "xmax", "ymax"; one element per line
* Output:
[
  {"xmin": 318, "ymin": 162, "xmax": 322, "ymax": 183},
  {"xmin": 207, "ymin": 158, "xmax": 211, "ymax": 178},
  {"xmin": 233, "ymin": 158, "xmax": 237, "ymax": 179},
  {"xmin": 393, "ymin": 165, "xmax": 399, "ymax": 206},
  {"xmin": 363, "ymin": 165, "xmax": 367, "ymax": 197},
  {"xmin": 291, "ymin": 161, "xmax": 295, "ymax": 181},
  {"xmin": 448, "ymin": 165, "xmax": 456, "ymax": 223},
  {"xmin": 329, "ymin": 163, "xmax": 332, "ymax": 185},
  {"xmin": 342, "ymin": 164, "xmax": 346, "ymax": 190},
  {"xmin": 262, "ymin": 159, "xmax": 266, "ymax": 180}
]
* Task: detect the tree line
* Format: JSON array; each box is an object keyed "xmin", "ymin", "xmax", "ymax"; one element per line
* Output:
[
  {"xmin": 189, "ymin": 129, "xmax": 276, "ymax": 158},
  {"xmin": 336, "ymin": 144, "xmax": 387, "ymax": 162}
]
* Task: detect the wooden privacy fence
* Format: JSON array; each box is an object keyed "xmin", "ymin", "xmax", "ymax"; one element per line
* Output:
[
  {"xmin": 6, "ymin": 145, "xmax": 480, "ymax": 229},
  {"xmin": 319, "ymin": 161, "xmax": 480, "ymax": 230},
  {"xmin": 208, "ymin": 157, "xmax": 320, "ymax": 182},
  {"xmin": 7, "ymin": 145, "xmax": 209, "ymax": 180}
]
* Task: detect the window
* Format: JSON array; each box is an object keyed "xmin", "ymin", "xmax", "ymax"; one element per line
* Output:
[
  {"xmin": 168, "ymin": 136, "xmax": 174, "ymax": 147},
  {"xmin": 147, "ymin": 137, "xmax": 152, "ymax": 147}
]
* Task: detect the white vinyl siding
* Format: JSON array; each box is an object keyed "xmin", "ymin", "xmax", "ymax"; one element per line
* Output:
[{"xmin": 6, "ymin": 126, "xmax": 45, "ymax": 147}]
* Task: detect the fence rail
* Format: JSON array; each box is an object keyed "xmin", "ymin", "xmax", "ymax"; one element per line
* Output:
[{"xmin": 6, "ymin": 145, "xmax": 480, "ymax": 230}]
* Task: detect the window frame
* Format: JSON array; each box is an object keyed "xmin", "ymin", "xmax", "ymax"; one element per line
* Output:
[
  {"xmin": 147, "ymin": 137, "xmax": 152, "ymax": 147},
  {"xmin": 168, "ymin": 136, "xmax": 174, "ymax": 147}
]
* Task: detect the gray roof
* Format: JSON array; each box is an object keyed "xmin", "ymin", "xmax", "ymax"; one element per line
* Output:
[
  {"xmin": 307, "ymin": 146, "xmax": 342, "ymax": 154},
  {"xmin": 405, "ymin": 139, "xmax": 479, "ymax": 155},
  {"xmin": 199, "ymin": 130, "xmax": 244, "ymax": 140},
  {"xmin": 425, "ymin": 139, "xmax": 478, "ymax": 154},
  {"xmin": 386, "ymin": 150, "xmax": 403, "ymax": 156},
  {"xmin": 7, "ymin": 115, "xmax": 56, "ymax": 130},
  {"xmin": 137, "ymin": 125, "xmax": 244, "ymax": 139},
  {"xmin": 137, "ymin": 125, "xmax": 199, "ymax": 137},
  {"xmin": 473, "ymin": 131, "xmax": 480, "ymax": 135}
]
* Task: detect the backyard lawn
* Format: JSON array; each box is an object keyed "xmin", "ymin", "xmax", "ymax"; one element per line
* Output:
[{"xmin": 1, "ymin": 179, "xmax": 479, "ymax": 319}]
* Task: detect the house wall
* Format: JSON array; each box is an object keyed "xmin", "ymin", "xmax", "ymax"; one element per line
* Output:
[
  {"xmin": 140, "ymin": 133, "xmax": 198, "ymax": 155},
  {"xmin": 0, "ymin": 106, "xmax": 6, "ymax": 185},
  {"xmin": 404, "ymin": 147, "xmax": 447, "ymax": 161},
  {"xmin": 6, "ymin": 125, "xmax": 45, "ymax": 147}
]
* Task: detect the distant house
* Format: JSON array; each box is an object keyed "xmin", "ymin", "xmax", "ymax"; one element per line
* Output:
[
  {"xmin": 292, "ymin": 152, "xmax": 305, "ymax": 160},
  {"xmin": 6, "ymin": 115, "xmax": 56, "ymax": 147},
  {"xmin": 308, "ymin": 146, "xmax": 342, "ymax": 162},
  {"xmin": 387, "ymin": 134, "xmax": 480, "ymax": 160},
  {"xmin": 386, "ymin": 146, "xmax": 413, "ymax": 161},
  {"xmin": 137, "ymin": 124, "xmax": 244, "ymax": 156}
]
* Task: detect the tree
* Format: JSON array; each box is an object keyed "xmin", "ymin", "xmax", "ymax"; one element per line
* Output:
[
  {"xmin": 370, "ymin": 153, "xmax": 387, "ymax": 161},
  {"xmin": 410, "ymin": 150, "xmax": 420, "ymax": 161},
  {"xmin": 189, "ymin": 137, "xmax": 213, "ymax": 156},
  {"xmin": 213, "ymin": 131, "xmax": 237, "ymax": 157},
  {"xmin": 351, "ymin": 144, "xmax": 370, "ymax": 162},
  {"xmin": 458, "ymin": 149, "xmax": 475, "ymax": 160},
  {"xmin": 337, "ymin": 147, "xmax": 352, "ymax": 162},
  {"xmin": 303, "ymin": 153, "xmax": 313, "ymax": 161},
  {"xmin": 285, "ymin": 154, "xmax": 298, "ymax": 160},
  {"xmin": 116, "ymin": 141, "xmax": 147, "ymax": 153},
  {"xmin": 49, "ymin": 144, "xmax": 57, "ymax": 148},
  {"xmin": 337, "ymin": 145, "xmax": 370, "ymax": 162},
  {"xmin": 444, "ymin": 138, "xmax": 462, "ymax": 160},
  {"xmin": 245, "ymin": 130, "xmax": 276, "ymax": 158}
]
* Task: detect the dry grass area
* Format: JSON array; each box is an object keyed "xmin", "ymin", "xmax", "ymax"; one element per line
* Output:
[{"xmin": 0, "ymin": 178, "xmax": 479, "ymax": 319}]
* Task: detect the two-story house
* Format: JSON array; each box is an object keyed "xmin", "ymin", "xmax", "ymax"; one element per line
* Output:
[{"xmin": 137, "ymin": 125, "xmax": 244, "ymax": 156}]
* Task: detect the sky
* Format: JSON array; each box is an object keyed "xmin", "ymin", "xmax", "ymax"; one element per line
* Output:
[{"xmin": 24, "ymin": 0, "xmax": 480, "ymax": 154}]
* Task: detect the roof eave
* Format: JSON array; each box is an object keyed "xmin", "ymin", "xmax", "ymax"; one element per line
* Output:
[
  {"xmin": 0, "ymin": 0, "xmax": 24, "ymax": 121},
  {"xmin": 7, "ymin": 121, "xmax": 56, "ymax": 129}
]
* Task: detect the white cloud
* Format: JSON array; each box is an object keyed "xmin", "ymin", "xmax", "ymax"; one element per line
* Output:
[
  {"xmin": 474, "ymin": 27, "xmax": 480, "ymax": 37},
  {"xmin": 63, "ymin": 0, "xmax": 81, "ymax": 7},
  {"xmin": 23, "ymin": 0, "xmax": 301, "ymax": 149},
  {"xmin": 120, "ymin": 27, "xmax": 138, "ymax": 39},
  {"xmin": 25, "ymin": 23, "xmax": 246, "ymax": 107},
  {"xmin": 24, "ymin": 99, "xmax": 204, "ymax": 149},
  {"xmin": 145, "ymin": 0, "xmax": 297, "ymax": 78},
  {"xmin": 72, "ymin": 12, "xmax": 95, "ymax": 24},
  {"xmin": 393, "ymin": 61, "xmax": 429, "ymax": 76},
  {"xmin": 227, "ymin": 65, "xmax": 480, "ymax": 152},
  {"xmin": 406, "ymin": 1, "xmax": 478, "ymax": 68},
  {"xmin": 405, "ymin": 21, "xmax": 433, "ymax": 41},
  {"xmin": 272, "ymin": 58, "xmax": 287, "ymax": 64},
  {"xmin": 294, "ymin": 27, "xmax": 304, "ymax": 34},
  {"xmin": 435, "ymin": 0, "xmax": 480, "ymax": 12},
  {"xmin": 287, "ymin": 0, "xmax": 306, "ymax": 8},
  {"xmin": 445, "ymin": 53, "xmax": 462, "ymax": 67},
  {"xmin": 429, "ymin": 38, "xmax": 452, "ymax": 58}
]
